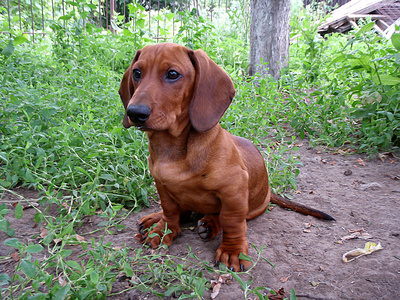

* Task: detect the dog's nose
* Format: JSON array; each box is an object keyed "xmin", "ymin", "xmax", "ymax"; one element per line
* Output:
[{"xmin": 126, "ymin": 105, "xmax": 151, "ymax": 124}]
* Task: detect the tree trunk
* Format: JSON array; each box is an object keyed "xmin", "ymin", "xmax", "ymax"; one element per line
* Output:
[{"xmin": 249, "ymin": 0, "xmax": 291, "ymax": 80}]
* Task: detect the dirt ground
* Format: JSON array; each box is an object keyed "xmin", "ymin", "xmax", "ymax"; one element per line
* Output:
[{"xmin": 1, "ymin": 139, "xmax": 399, "ymax": 299}]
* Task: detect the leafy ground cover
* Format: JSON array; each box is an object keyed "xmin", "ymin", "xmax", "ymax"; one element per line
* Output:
[{"xmin": 0, "ymin": 2, "xmax": 399, "ymax": 299}]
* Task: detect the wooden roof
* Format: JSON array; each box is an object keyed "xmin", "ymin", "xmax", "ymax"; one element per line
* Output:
[{"xmin": 318, "ymin": 0, "xmax": 400, "ymax": 37}]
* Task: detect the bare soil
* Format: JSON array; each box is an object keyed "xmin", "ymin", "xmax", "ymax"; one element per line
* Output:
[{"xmin": 1, "ymin": 139, "xmax": 400, "ymax": 299}]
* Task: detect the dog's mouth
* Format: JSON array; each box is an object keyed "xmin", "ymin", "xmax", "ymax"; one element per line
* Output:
[{"xmin": 133, "ymin": 123, "xmax": 152, "ymax": 131}]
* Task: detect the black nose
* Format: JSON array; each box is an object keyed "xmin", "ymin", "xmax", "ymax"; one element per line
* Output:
[{"xmin": 126, "ymin": 105, "xmax": 151, "ymax": 125}]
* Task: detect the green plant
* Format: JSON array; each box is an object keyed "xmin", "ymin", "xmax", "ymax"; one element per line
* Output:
[{"xmin": 286, "ymin": 18, "xmax": 400, "ymax": 153}]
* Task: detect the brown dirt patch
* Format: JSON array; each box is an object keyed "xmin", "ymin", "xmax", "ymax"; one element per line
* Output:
[{"xmin": 1, "ymin": 140, "xmax": 399, "ymax": 299}]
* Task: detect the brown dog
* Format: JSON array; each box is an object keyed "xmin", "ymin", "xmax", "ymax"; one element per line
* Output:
[{"xmin": 119, "ymin": 43, "xmax": 334, "ymax": 271}]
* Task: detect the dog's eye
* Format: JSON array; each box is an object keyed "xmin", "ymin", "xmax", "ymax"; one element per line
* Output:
[
  {"xmin": 166, "ymin": 70, "xmax": 180, "ymax": 81},
  {"xmin": 132, "ymin": 69, "xmax": 141, "ymax": 81}
]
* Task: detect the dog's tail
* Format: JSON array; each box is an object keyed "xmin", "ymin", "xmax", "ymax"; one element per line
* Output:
[{"xmin": 271, "ymin": 193, "xmax": 335, "ymax": 221}]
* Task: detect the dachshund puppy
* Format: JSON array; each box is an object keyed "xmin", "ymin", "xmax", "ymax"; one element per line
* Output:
[{"xmin": 119, "ymin": 43, "xmax": 334, "ymax": 271}]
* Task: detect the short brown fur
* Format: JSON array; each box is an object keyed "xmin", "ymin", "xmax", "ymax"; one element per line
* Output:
[{"xmin": 119, "ymin": 43, "xmax": 334, "ymax": 271}]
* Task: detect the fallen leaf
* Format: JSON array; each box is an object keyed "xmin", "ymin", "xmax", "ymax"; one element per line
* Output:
[
  {"xmin": 219, "ymin": 273, "xmax": 232, "ymax": 283},
  {"xmin": 58, "ymin": 275, "xmax": 67, "ymax": 287},
  {"xmin": 303, "ymin": 229, "xmax": 311, "ymax": 233},
  {"xmin": 379, "ymin": 152, "xmax": 397, "ymax": 162},
  {"xmin": 211, "ymin": 282, "xmax": 222, "ymax": 299},
  {"xmin": 40, "ymin": 228, "xmax": 48, "ymax": 239},
  {"xmin": 75, "ymin": 234, "xmax": 85, "ymax": 242},
  {"xmin": 309, "ymin": 190, "xmax": 314, "ymax": 194},
  {"xmin": 295, "ymin": 190, "xmax": 301, "ymax": 194},
  {"xmin": 340, "ymin": 231, "xmax": 373, "ymax": 242},
  {"xmin": 378, "ymin": 153, "xmax": 387, "ymax": 162},
  {"xmin": 356, "ymin": 158, "xmax": 365, "ymax": 166},
  {"xmin": 349, "ymin": 228, "xmax": 364, "ymax": 233},
  {"xmin": 11, "ymin": 252, "xmax": 20, "ymax": 262},
  {"xmin": 210, "ymin": 274, "xmax": 232, "ymax": 299},
  {"xmin": 330, "ymin": 161, "xmax": 337, "ymax": 165},
  {"xmin": 267, "ymin": 287, "xmax": 286, "ymax": 300},
  {"xmin": 280, "ymin": 277, "xmax": 289, "ymax": 283},
  {"xmin": 304, "ymin": 222, "xmax": 313, "ymax": 228},
  {"xmin": 342, "ymin": 242, "xmax": 383, "ymax": 263},
  {"xmin": 310, "ymin": 281, "xmax": 320, "ymax": 287}
]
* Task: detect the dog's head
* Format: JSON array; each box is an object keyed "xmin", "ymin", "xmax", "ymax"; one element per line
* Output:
[{"xmin": 119, "ymin": 43, "xmax": 235, "ymax": 134}]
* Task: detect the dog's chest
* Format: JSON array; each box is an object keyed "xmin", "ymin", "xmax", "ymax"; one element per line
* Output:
[
  {"xmin": 149, "ymin": 159, "xmax": 220, "ymax": 213},
  {"xmin": 150, "ymin": 159, "xmax": 198, "ymax": 187}
]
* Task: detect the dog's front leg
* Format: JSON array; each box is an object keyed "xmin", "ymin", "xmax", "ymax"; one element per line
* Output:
[
  {"xmin": 141, "ymin": 182, "xmax": 182, "ymax": 249},
  {"xmin": 215, "ymin": 187, "xmax": 251, "ymax": 272}
]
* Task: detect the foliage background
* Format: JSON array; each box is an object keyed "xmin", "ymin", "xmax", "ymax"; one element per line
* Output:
[{"xmin": 0, "ymin": 0, "xmax": 399, "ymax": 298}]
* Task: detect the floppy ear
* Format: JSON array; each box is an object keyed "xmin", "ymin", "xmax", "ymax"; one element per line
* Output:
[
  {"xmin": 119, "ymin": 50, "xmax": 141, "ymax": 128},
  {"xmin": 188, "ymin": 49, "xmax": 235, "ymax": 132}
]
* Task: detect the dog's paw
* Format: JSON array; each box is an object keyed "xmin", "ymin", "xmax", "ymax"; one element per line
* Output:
[
  {"xmin": 197, "ymin": 215, "xmax": 221, "ymax": 241},
  {"xmin": 137, "ymin": 211, "xmax": 163, "ymax": 235},
  {"xmin": 138, "ymin": 219, "xmax": 181, "ymax": 249},
  {"xmin": 214, "ymin": 239, "xmax": 251, "ymax": 272}
]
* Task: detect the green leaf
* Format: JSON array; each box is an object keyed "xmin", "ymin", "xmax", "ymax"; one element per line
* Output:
[
  {"xmin": 53, "ymin": 284, "xmax": 70, "ymax": 299},
  {"xmin": 261, "ymin": 257, "xmax": 276, "ymax": 268},
  {"xmin": 290, "ymin": 288, "xmax": 297, "ymax": 300},
  {"xmin": 0, "ymin": 273, "xmax": 11, "ymax": 285},
  {"xmin": 66, "ymin": 260, "xmax": 82, "ymax": 273},
  {"xmin": 0, "ymin": 219, "xmax": 9, "ymax": 232},
  {"xmin": 165, "ymin": 285, "xmax": 182, "ymax": 297},
  {"xmin": 123, "ymin": 262, "xmax": 133, "ymax": 277},
  {"xmin": 136, "ymin": 19, "xmax": 145, "ymax": 28},
  {"xmin": 21, "ymin": 259, "xmax": 36, "ymax": 277},
  {"xmin": 356, "ymin": 22, "xmax": 374, "ymax": 36},
  {"xmin": 122, "ymin": 29, "xmax": 133, "ymax": 36},
  {"xmin": 15, "ymin": 202, "xmax": 23, "ymax": 219},
  {"xmin": 26, "ymin": 243, "xmax": 44, "ymax": 253},
  {"xmin": 60, "ymin": 223, "xmax": 74, "ymax": 237},
  {"xmin": 165, "ymin": 13, "xmax": 175, "ymax": 21},
  {"xmin": 176, "ymin": 263, "xmax": 183, "ymax": 275},
  {"xmin": 4, "ymin": 238, "xmax": 23, "ymax": 249},
  {"xmin": 100, "ymin": 174, "xmax": 115, "ymax": 181},
  {"xmin": 60, "ymin": 249, "xmax": 72, "ymax": 258},
  {"xmin": 391, "ymin": 33, "xmax": 400, "ymax": 51},
  {"xmin": 90, "ymin": 271, "xmax": 99, "ymax": 284},
  {"xmin": 238, "ymin": 252, "xmax": 253, "ymax": 262},
  {"xmin": 14, "ymin": 36, "xmax": 28, "ymax": 45},
  {"xmin": 27, "ymin": 293, "xmax": 47, "ymax": 300},
  {"xmin": 43, "ymin": 230, "xmax": 55, "ymax": 245},
  {"xmin": 372, "ymin": 74, "xmax": 400, "ymax": 85},
  {"xmin": 230, "ymin": 271, "xmax": 245, "ymax": 290},
  {"xmin": 2, "ymin": 41, "xmax": 15, "ymax": 56}
]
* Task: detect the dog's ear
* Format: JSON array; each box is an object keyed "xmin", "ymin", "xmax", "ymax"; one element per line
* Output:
[
  {"xmin": 188, "ymin": 49, "xmax": 235, "ymax": 132},
  {"xmin": 119, "ymin": 50, "xmax": 141, "ymax": 128}
]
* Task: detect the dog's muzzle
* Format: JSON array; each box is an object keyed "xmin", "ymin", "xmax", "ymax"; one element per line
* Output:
[{"xmin": 127, "ymin": 104, "xmax": 151, "ymax": 127}]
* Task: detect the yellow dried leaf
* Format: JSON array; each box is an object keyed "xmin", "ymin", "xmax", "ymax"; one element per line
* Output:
[{"xmin": 342, "ymin": 242, "xmax": 383, "ymax": 262}]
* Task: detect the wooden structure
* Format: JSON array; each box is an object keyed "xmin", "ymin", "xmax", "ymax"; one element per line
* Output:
[{"xmin": 318, "ymin": 0, "xmax": 400, "ymax": 37}]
